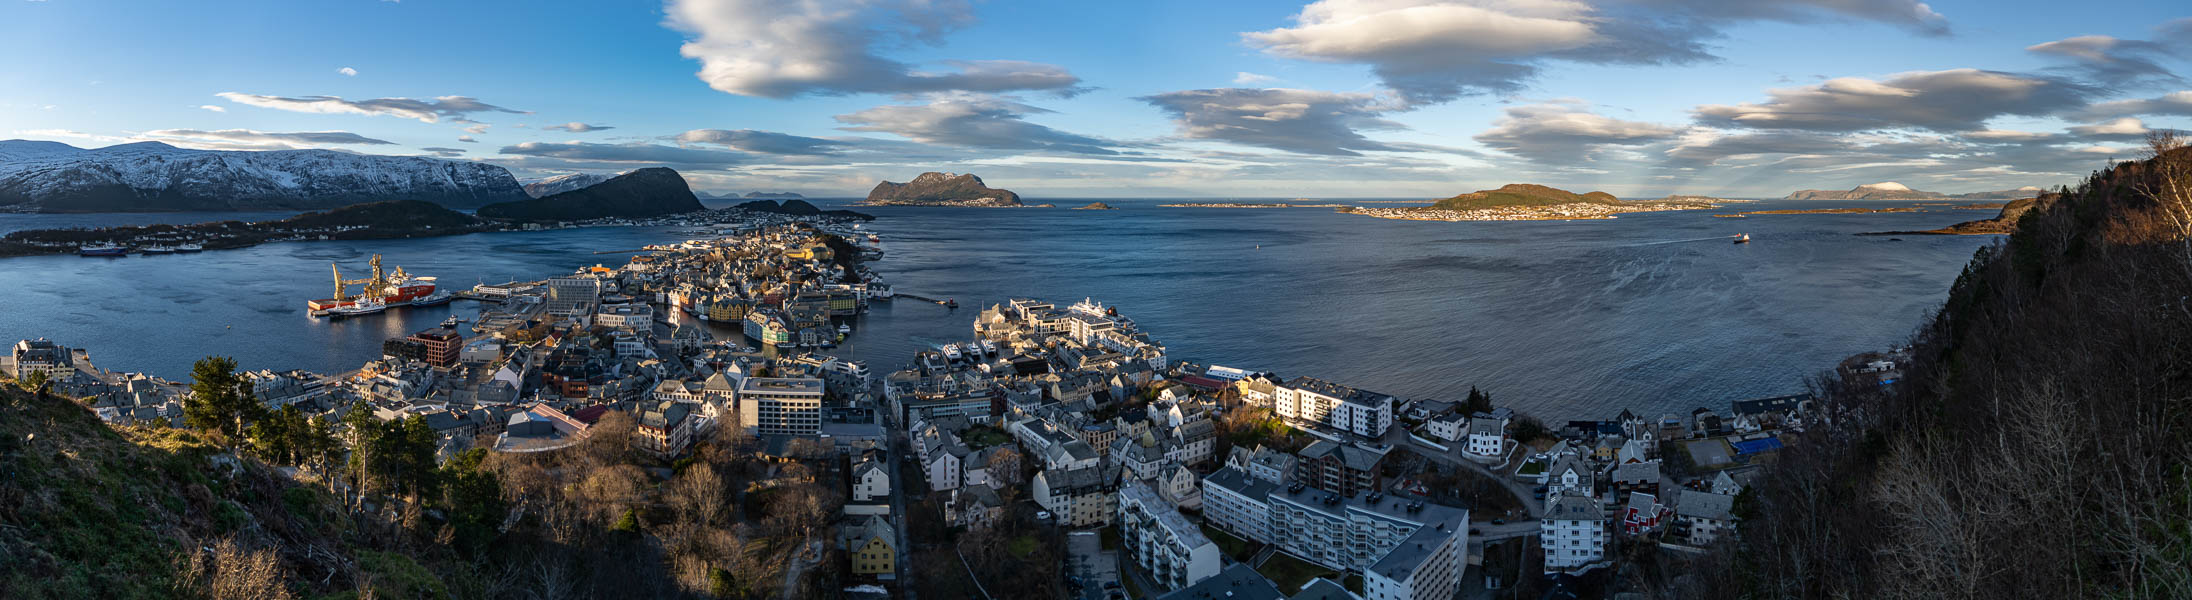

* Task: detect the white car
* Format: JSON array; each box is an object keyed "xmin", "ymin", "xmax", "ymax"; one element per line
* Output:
[{"xmin": 1037, "ymin": 511, "xmax": 1053, "ymax": 520}]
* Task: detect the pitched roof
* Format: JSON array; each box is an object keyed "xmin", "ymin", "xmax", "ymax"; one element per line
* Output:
[{"xmin": 1676, "ymin": 489, "xmax": 1735, "ymax": 521}]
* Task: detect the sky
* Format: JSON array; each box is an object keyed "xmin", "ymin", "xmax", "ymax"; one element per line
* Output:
[{"xmin": 3, "ymin": 0, "xmax": 2190, "ymax": 199}]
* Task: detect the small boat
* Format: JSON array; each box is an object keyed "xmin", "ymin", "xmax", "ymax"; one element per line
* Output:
[
  {"xmin": 175, "ymin": 243, "xmax": 203, "ymax": 253},
  {"xmin": 943, "ymin": 298, "xmax": 958, "ymax": 309},
  {"xmin": 79, "ymin": 244, "xmax": 127, "ymax": 257},
  {"xmin": 140, "ymin": 245, "xmax": 177, "ymax": 255},
  {"xmin": 1733, "ymin": 234, "xmax": 1751, "ymax": 244},
  {"xmin": 838, "ymin": 324, "xmax": 852, "ymax": 335}
]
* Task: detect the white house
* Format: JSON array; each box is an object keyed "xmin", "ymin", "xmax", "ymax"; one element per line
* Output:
[
  {"xmin": 852, "ymin": 459, "xmax": 890, "ymax": 502},
  {"xmin": 1465, "ymin": 417, "xmax": 1507, "ymax": 459},
  {"xmin": 1427, "ymin": 411, "xmax": 1468, "ymax": 442},
  {"xmin": 1545, "ymin": 456, "xmax": 1594, "ymax": 499}
]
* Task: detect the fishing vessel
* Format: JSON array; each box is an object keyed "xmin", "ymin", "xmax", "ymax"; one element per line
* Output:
[
  {"xmin": 1733, "ymin": 234, "xmax": 1751, "ymax": 244},
  {"xmin": 307, "ymin": 255, "xmax": 441, "ymax": 316},
  {"xmin": 79, "ymin": 244, "xmax": 127, "ymax": 257}
]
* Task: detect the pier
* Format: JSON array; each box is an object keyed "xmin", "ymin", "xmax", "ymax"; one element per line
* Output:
[{"xmin": 894, "ymin": 293, "xmax": 958, "ymax": 307}]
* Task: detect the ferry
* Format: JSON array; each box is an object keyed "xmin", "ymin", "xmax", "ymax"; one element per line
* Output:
[
  {"xmin": 981, "ymin": 340, "xmax": 998, "ymax": 356},
  {"xmin": 79, "ymin": 244, "xmax": 127, "ymax": 257},
  {"xmin": 1733, "ymin": 234, "xmax": 1751, "ymax": 244},
  {"xmin": 942, "ymin": 343, "xmax": 963, "ymax": 361}
]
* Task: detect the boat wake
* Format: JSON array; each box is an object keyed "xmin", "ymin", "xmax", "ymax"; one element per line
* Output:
[{"xmin": 1621, "ymin": 236, "xmax": 1742, "ymax": 247}]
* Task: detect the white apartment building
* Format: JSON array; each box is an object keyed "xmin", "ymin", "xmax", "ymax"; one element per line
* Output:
[
  {"xmin": 1202, "ymin": 467, "xmax": 1468, "ymax": 600},
  {"xmin": 1273, "ymin": 377, "xmax": 1395, "ymax": 438},
  {"xmin": 1466, "ymin": 417, "xmax": 1507, "ymax": 458},
  {"xmin": 1118, "ymin": 481, "xmax": 1221, "ymax": 591},
  {"xmin": 738, "ymin": 377, "xmax": 824, "ymax": 436},
  {"xmin": 1542, "ymin": 492, "xmax": 1609, "ymax": 572}
]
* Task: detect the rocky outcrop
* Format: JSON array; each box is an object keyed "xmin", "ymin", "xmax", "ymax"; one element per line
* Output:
[
  {"xmin": 1432, "ymin": 183, "xmax": 1620, "ymax": 211},
  {"xmin": 0, "ymin": 140, "xmax": 529, "ymax": 212},
  {"xmin": 1072, "ymin": 202, "xmax": 1116, "ymax": 210},
  {"xmin": 862, "ymin": 172, "xmax": 1021, "ymax": 206},
  {"xmin": 476, "ymin": 167, "xmax": 703, "ymax": 222}
]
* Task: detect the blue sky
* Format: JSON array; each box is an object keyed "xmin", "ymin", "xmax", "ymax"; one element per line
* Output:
[{"xmin": 4, "ymin": 0, "xmax": 2189, "ymax": 198}]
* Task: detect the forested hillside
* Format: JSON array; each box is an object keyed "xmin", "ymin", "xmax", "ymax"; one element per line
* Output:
[{"xmin": 1664, "ymin": 137, "xmax": 2192, "ymax": 599}]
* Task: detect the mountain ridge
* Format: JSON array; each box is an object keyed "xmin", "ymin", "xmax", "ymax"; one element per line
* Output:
[
  {"xmin": 477, "ymin": 167, "xmax": 704, "ymax": 222},
  {"xmin": 0, "ymin": 140, "xmax": 528, "ymax": 212}
]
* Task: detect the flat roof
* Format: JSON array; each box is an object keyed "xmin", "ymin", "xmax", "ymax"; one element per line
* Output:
[{"xmin": 739, "ymin": 377, "xmax": 824, "ymax": 393}]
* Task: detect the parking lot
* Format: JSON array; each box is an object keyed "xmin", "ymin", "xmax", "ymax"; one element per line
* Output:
[{"xmin": 1066, "ymin": 530, "xmax": 1123, "ymax": 600}]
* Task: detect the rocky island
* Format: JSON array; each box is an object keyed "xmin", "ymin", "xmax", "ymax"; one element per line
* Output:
[
  {"xmin": 1341, "ymin": 184, "xmax": 1724, "ymax": 222},
  {"xmin": 861, "ymin": 172, "xmax": 1022, "ymax": 207},
  {"xmin": 1072, "ymin": 202, "xmax": 1116, "ymax": 210},
  {"xmin": 477, "ymin": 167, "xmax": 705, "ymax": 222},
  {"xmin": 733, "ymin": 198, "xmax": 874, "ymax": 220},
  {"xmin": 743, "ymin": 191, "xmax": 805, "ymax": 199}
]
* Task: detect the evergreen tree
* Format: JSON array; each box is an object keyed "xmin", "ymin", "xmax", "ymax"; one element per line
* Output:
[{"xmin": 184, "ymin": 356, "xmax": 264, "ymax": 448}]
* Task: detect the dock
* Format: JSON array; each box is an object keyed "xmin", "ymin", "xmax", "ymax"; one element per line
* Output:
[{"xmin": 895, "ymin": 293, "xmax": 958, "ymax": 307}]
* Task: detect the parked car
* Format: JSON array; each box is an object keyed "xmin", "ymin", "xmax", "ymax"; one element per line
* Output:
[
  {"xmin": 1037, "ymin": 510, "xmax": 1053, "ymax": 520},
  {"xmin": 1492, "ymin": 519, "xmax": 1506, "ymax": 525}
]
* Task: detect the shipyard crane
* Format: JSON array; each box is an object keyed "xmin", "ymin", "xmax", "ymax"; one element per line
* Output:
[{"xmin": 330, "ymin": 254, "xmax": 393, "ymax": 301}]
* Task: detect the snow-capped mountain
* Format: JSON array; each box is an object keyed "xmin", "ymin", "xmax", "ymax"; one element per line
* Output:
[
  {"xmin": 521, "ymin": 171, "xmax": 620, "ymax": 198},
  {"xmin": 0, "ymin": 140, "xmax": 530, "ymax": 212}
]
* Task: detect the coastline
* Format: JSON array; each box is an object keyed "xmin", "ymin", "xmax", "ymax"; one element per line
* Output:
[{"xmin": 1338, "ymin": 199, "xmax": 1727, "ymax": 222}]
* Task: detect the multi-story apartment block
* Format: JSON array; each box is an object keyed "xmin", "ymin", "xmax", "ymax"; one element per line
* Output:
[
  {"xmin": 1118, "ymin": 481, "xmax": 1220, "ymax": 591},
  {"xmin": 1273, "ymin": 377, "xmax": 1395, "ymax": 438},
  {"xmin": 738, "ymin": 377, "xmax": 823, "ymax": 436},
  {"xmin": 1203, "ymin": 467, "xmax": 1468, "ymax": 600}
]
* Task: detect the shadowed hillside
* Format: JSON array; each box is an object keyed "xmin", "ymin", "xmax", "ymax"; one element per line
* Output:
[{"xmin": 1658, "ymin": 137, "xmax": 2192, "ymax": 599}]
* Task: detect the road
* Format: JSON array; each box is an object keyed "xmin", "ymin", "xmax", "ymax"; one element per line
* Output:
[
  {"xmin": 883, "ymin": 408, "xmax": 917, "ymax": 600},
  {"xmin": 1381, "ymin": 426, "xmax": 1545, "ymax": 519}
]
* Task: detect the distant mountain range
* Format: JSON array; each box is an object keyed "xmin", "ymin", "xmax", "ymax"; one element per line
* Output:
[
  {"xmin": 863, "ymin": 172, "xmax": 1021, "ymax": 206},
  {"xmin": 1783, "ymin": 182, "xmax": 2046, "ymax": 201},
  {"xmin": 522, "ymin": 172, "xmax": 619, "ymax": 198},
  {"xmin": 0, "ymin": 140, "xmax": 528, "ymax": 212},
  {"xmin": 743, "ymin": 191, "xmax": 804, "ymax": 199},
  {"xmin": 1434, "ymin": 183, "xmax": 1620, "ymax": 210},
  {"xmin": 478, "ymin": 167, "xmax": 704, "ymax": 222}
]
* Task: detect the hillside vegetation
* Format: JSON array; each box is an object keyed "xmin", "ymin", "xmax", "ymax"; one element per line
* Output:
[
  {"xmin": 1666, "ymin": 137, "xmax": 2192, "ymax": 599},
  {"xmin": 1432, "ymin": 183, "xmax": 1620, "ymax": 211},
  {"xmin": 0, "ymin": 361, "xmax": 841, "ymax": 600}
]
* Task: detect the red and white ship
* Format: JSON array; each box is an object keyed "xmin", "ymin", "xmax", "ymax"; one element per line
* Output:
[{"xmin": 308, "ymin": 254, "xmax": 445, "ymax": 317}]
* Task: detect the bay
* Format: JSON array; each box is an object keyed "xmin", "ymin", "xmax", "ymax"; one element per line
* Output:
[{"xmin": 0, "ymin": 198, "xmax": 1995, "ymax": 421}]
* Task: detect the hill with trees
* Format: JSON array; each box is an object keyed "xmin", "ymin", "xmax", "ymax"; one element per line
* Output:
[
  {"xmin": 1432, "ymin": 184, "xmax": 1621, "ymax": 211},
  {"xmin": 1661, "ymin": 135, "xmax": 2192, "ymax": 599}
]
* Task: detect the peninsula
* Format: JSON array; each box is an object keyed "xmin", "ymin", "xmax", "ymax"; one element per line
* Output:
[
  {"xmin": 1861, "ymin": 196, "xmax": 2049, "ymax": 235},
  {"xmin": 1159, "ymin": 201, "xmax": 1350, "ymax": 208},
  {"xmin": 1341, "ymin": 184, "xmax": 1724, "ymax": 221},
  {"xmin": 1782, "ymin": 182, "xmax": 2046, "ymax": 201},
  {"xmin": 861, "ymin": 172, "xmax": 1022, "ymax": 207}
]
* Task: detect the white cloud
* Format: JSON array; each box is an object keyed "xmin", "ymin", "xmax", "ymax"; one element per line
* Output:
[
  {"xmin": 661, "ymin": 0, "xmax": 1083, "ymax": 98},
  {"xmin": 337, "ymin": 67, "xmax": 358, "ymax": 77},
  {"xmin": 1233, "ymin": 72, "xmax": 1279, "ymax": 85},
  {"xmin": 197, "ymin": 105, "xmax": 226, "ymax": 113},
  {"xmin": 1245, "ymin": 0, "xmax": 1952, "ymax": 104},
  {"xmin": 835, "ymin": 95, "xmax": 1123, "ymax": 155},
  {"xmin": 1140, "ymin": 88, "xmax": 1412, "ymax": 156},
  {"xmin": 542, "ymin": 122, "xmax": 614, "ymax": 133},
  {"xmin": 2067, "ymin": 117, "xmax": 2150, "ymax": 139},
  {"xmin": 142, "ymin": 129, "xmax": 394, "ymax": 146},
  {"xmin": 1473, "ymin": 101, "xmax": 1681, "ymax": 163},
  {"xmin": 464, "ymin": 124, "xmax": 490, "ymax": 135},
  {"xmin": 675, "ymin": 129, "xmax": 845, "ymax": 155},
  {"xmin": 215, "ymin": 92, "xmax": 527, "ymax": 123},
  {"xmin": 1694, "ymin": 69, "xmax": 2089, "ymax": 132}
]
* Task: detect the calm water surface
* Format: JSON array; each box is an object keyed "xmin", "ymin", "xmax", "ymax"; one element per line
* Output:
[{"xmin": 0, "ymin": 199, "xmax": 1997, "ymax": 420}]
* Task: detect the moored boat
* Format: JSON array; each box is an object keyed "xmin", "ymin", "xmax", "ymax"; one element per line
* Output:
[{"xmin": 79, "ymin": 244, "xmax": 127, "ymax": 257}]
